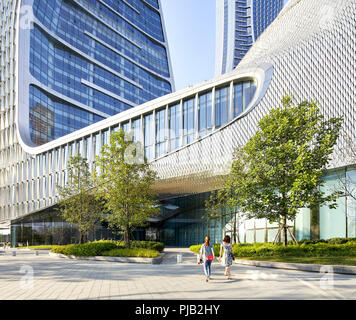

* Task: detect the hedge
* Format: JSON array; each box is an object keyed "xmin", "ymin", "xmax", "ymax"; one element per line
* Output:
[
  {"xmin": 101, "ymin": 248, "xmax": 160, "ymax": 258},
  {"xmin": 115, "ymin": 240, "xmax": 165, "ymax": 252},
  {"xmin": 51, "ymin": 242, "xmax": 117, "ymax": 256},
  {"xmin": 50, "ymin": 240, "xmax": 165, "ymax": 257},
  {"xmin": 189, "ymin": 240, "xmax": 356, "ymax": 258},
  {"xmin": 232, "ymin": 242, "xmax": 356, "ymax": 258}
]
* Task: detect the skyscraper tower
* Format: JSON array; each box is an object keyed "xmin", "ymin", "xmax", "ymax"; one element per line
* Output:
[
  {"xmin": 215, "ymin": 0, "xmax": 284, "ymax": 76},
  {"xmin": 8, "ymin": 0, "xmax": 174, "ymax": 147},
  {"xmin": 0, "ymin": 0, "xmax": 174, "ymax": 229}
]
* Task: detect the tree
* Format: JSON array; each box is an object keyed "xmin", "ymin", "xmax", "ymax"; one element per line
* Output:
[
  {"xmin": 56, "ymin": 155, "xmax": 102, "ymax": 244},
  {"xmin": 210, "ymin": 95, "xmax": 343, "ymax": 246},
  {"xmin": 205, "ymin": 188, "xmax": 244, "ymax": 244},
  {"xmin": 94, "ymin": 129, "xmax": 159, "ymax": 248}
]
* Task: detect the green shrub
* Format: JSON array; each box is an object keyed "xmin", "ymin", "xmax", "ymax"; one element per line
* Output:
[
  {"xmin": 51, "ymin": 242, "xmax": 117, "ymax": 256},
  {"xmin": 108, "ymin": 240, "xmax": 165, "ymax": 252},
  {"xmin": 101, "ymin": 248, "xmax": 160, "ymax": 258},
  {"xmin": 327, "ymin": 238, "xmax": 354, "ymax": 245},
  {"xmin": 50, "ymin": 240, "xmax": 164, "ymax": 257},
  {"xmin": 51, "ymin": 244, "xmax": 75, "ymax": 254},
  {"xmin": 131, "ymin": 241, "xmax": 165, "ymax": 252},
  {"xmin": 230, "ymin": 242, "xmax": 356, "ymax": 258},
  {"xmin": 189, "ymin": 239, "xmax": 356, "ymax": 258}
]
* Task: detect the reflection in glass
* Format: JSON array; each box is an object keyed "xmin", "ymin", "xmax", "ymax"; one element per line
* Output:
[
  {"xmin": 233, "ymin": 82, "xmax": 243, "ymax": 117},
  {"xmin": 183, "ymin": 98, "xmax": 195, "ymax": 145},
  {"xmin": 347, "ymin": 170, "xmax": 356, "ymax": 237},
  {"xmin": 155, "ymin": 109, "xmax": 166, "ymax": 157},
  {"xmin": 199, "ymin": 92, "xmax": 212, "ymax": 137},
  {"xmin": 320, "ymin": 173, "xmax": 346, "ymax": 239},
  {"xmin": 215, "ymin": 86, "xmax": 229, "ymax": 128},
  {"xmin": 131, "ymin": 118, "xmax": 142, "ymax": 143},
  {"xmin": 169, "ymin": 103, "xmax": 180, "ymax": 151},
  {"xmin": 233, "ymin": 79, "xmax": 257, "ymax": 118},
  {"xmin": 144, "ymin": 114, "xmax": 154, "ymax": 161}
]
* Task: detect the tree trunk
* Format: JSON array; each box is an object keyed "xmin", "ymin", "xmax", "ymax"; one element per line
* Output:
[
  {"xmin": 124, "ymin": 227, "xmax": 130, "ymax": 249},
  {"xmin": 233, "ymin": 213, "xmax": 237, "ymax": 244},
  {"xmin": 282, "ymin": 215, "xmax": 288, "ymax": 246},
  {"xmin": 79, "ymin": 230, "xmax": 82, "ymax": 244}
]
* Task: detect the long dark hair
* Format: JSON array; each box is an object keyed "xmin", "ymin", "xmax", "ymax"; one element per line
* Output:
[
  {"xmin": 204, "ymin": 235, "xmax": 210, "ymax": 246},
  {"xmin": 223, "ymin": 235, "xmax": 231, "ymax": 244}
]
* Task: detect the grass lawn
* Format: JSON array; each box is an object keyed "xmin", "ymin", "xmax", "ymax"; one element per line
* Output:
[{"xmin": 238, "ymin": 256, "xmax": 356, "ymax": 266}]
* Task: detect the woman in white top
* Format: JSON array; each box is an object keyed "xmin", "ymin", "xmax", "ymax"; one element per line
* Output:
[{"xmin": 219, "ymin": 235, "xmax": 233, "ymax": 280}]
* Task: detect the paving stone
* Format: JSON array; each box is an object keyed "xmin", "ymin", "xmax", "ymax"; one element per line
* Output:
[{"xmin": 0, "ymin": 248, "xmax": 355, "ymax": 299}]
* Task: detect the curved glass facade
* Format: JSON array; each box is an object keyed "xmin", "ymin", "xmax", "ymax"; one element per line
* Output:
[
  {"xmin": 23, "ymin": 0, "xmax": 173, "ymax": 145},
  {"xmin": 1, "ymin": 74, "xmax": 259, "ymax": 221},
  {"xmin": 2, "ymin": 0, "xmax": 355, "ymax": 248}
]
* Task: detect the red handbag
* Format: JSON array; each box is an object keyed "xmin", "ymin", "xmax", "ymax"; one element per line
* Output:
[{"xmin": 207, "ymin": 255, "xmax": 214, "ymax": 261}]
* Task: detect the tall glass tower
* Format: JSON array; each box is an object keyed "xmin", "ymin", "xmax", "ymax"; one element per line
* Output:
[
  {"xmin": 15, "ymin": 0, "xmax": 174, "ymax": 146},
  {"xmin": 215, "ymin": 0, "xmax": 285, "ymax": 76}
]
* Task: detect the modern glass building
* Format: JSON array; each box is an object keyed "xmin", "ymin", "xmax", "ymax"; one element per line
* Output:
[
  {"xmin": 1, "ymin": 0, "xmax": 355, "ymax": 247},
  {"xmin": 18, "ymin": 0, "xmax": 174, "ymax": 146},
  {"xmin": 215, "ymin": 0, "xmax": 285, "ymax": 76}
]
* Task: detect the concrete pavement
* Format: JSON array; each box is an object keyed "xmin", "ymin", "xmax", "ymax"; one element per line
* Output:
[{"xmin": 0, "ymin": 247, "xmax": 355, "ymax": 300}]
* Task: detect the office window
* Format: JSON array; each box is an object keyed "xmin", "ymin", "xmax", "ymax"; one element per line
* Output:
[
  {"xmin": 183, "ymin": 98, "xmax": 195, "ymax": 145},
  {"xmin": 144, "ymin": 114, "xmax": 154, "ymax": 161},
  {"xmin": 131, "ymin": 118, "xmax": 142, "ymax": 143},
  {"xmin": 169, "ymin": 103, "xmax": 181, "ymax": 151},
  {"xmin": 199, "ymin": 92, "xmax": 212, "ymax": 137},
  {"xmin": 155, "ymin": 109, "xmax": 167, "ymax": 157},
  {"xmin": 215, "ymin": 86, "xmax": 229, "ymax": 128}
]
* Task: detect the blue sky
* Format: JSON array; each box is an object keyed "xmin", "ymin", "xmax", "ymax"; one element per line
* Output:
[
  {"xmin": 161, "ymin": 0, "xmax": 216, "ymax": 91},
  {"xmin": 161, "ymin": 0, "xmax": 289, "ymax": 91}
]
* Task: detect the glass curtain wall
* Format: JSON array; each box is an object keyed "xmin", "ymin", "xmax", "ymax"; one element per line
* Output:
[
  {"xmin": 347, "ymin": 170, "xmax": 356, "ymax": 238},
  {"xmin": 183, "ymin": 98, "xmax": 195, "ymax": 145},
  {"xmin": 131, "ymin": 118, "xmax": 142, "ymax": 143},
  {"xmin": 233, "ymin": 80, "xmax": 256, "ymax": 117},
  {"xmin": 215, "ymin": 86, "xmax": 229, "ymax": 128},
  {"xmin": 155, "ymin": 109, "xmax": 167, "ymax": 157},
  {"xmin": 144, "ymin": 114, "xmax": 155, "ymax": 161},
  {"xmin": 169, "ymin": 103, "xmax": 181, "ymax": 151},
  {"xmin": 319, "ymin": 172, "xmax": 347, "ymax": 239},
  {"xmin": 199, "ymin": 92, "xmax": 212, "ymax": 137}
]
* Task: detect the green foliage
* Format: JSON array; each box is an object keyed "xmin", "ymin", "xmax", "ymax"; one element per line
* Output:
[
  {"xmin": 95, "ymin": 130, "xmax": 159, "ymax": 248},
  {"xmin": 190, "ymin": 239, "xmax": 356, "ymax": 258},
  {"xmin": 50, "ymin": 240, "xmax": 164, "ymax": 256},
  {"xmin": 101, "ymin": 248, "xmax": 160, "ymax": 258},
  {"xmin": 231, "ymin": 242, "xmax": 356, "ymax": 257},
  {"xmin": 51, "ymin": 242, "xmax": 117, "ymax": 256},
  {"xmin": 298, "ymin": 238, "xmax": 356, "ymax": 245},
  {"xmin": 122, "ymin": 240, "xmax": 165, "ymax": 252},
  {"xmin": 208, "ymin": 96, "xmax": 343, "ymax": 245},
  {"xmin": 51, "ymin": 244, "xmax": 75, "ymax": 254},
  {"xmin": 56, "ymin": 155, "xmax": 103, "ymax": 243}
]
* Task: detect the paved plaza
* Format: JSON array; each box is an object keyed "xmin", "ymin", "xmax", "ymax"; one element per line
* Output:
[{"xmin": 0, "ymin": 248, "xmax": 355, "ymax": 300}]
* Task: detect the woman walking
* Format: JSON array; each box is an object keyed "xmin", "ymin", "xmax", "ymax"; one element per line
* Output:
[
  {"xmin": 199, "ymin": 236, "xmax": 215, "ymax": 282},
  {"xmin": 219, "ymin": 235, "xmax": 233, "ymax": 280}
]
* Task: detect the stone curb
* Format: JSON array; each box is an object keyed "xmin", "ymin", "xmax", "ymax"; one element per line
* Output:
[
  {"xmin": 48, "ymin": 251, "xmax": 165, "ymax": 264},
  {"xmin": 234, "ymin": 259, "xmax": 356, "ymax": 275},
  {"xmin": 16, "ymin": 248, "xmax": 51, "ymax": 251}
]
